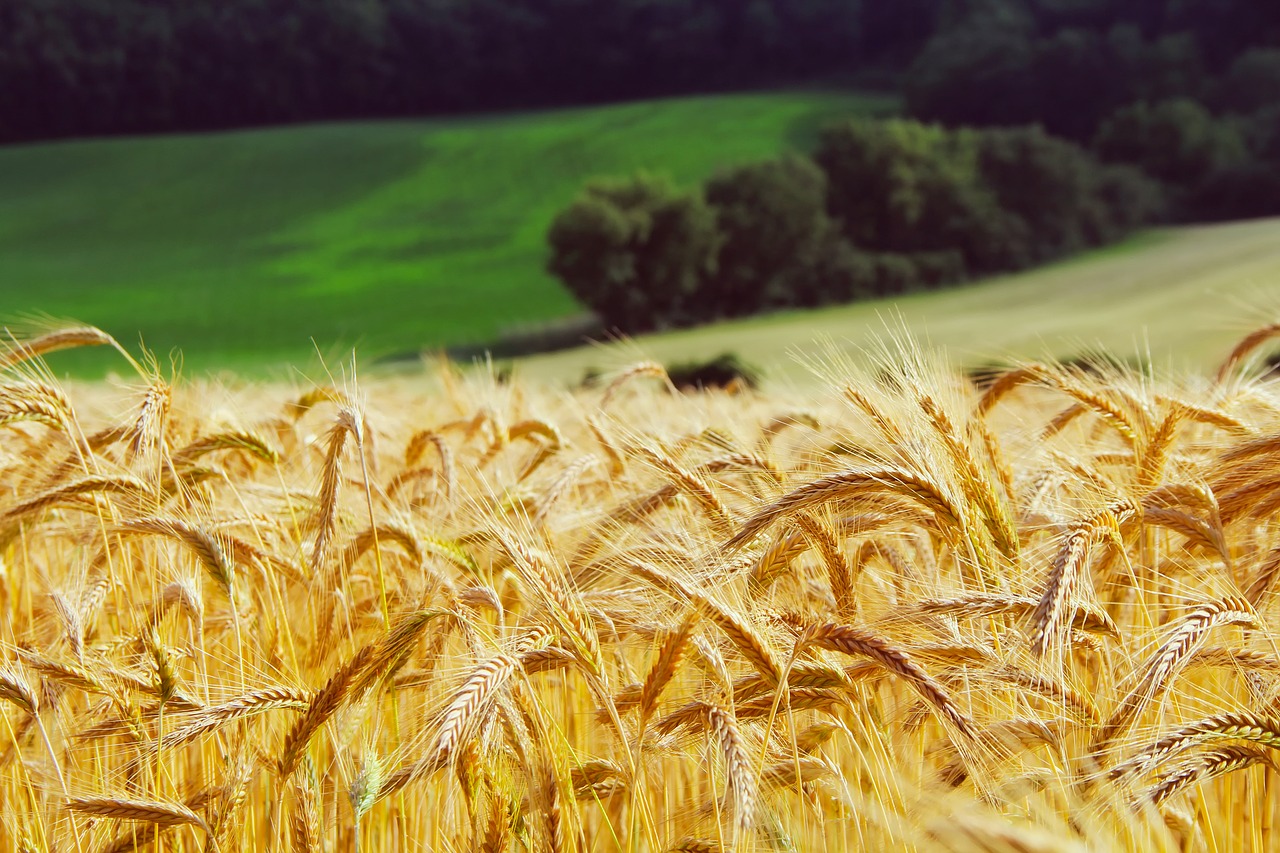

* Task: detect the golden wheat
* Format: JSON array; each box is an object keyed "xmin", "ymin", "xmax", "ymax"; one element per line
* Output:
[{"xmin": 5, "ymin": 322, "xmax": 1280, "ymax": 850}]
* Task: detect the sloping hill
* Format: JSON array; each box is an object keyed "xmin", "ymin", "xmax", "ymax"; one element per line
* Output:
[
  {"xmin": 0, "ymin": 90, "xmax": 893, "ymax": 373},
  {"xmin": 513, "ymin": 217, "xmax": 1280, "ymax": 385}
]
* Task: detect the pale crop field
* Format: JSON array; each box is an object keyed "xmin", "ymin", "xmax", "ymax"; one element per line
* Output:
[
  {"xmin": 514, "ymin": 216, "xmax": 1280, "ymax": 387},
  {"xmin": 3, "ymin": 324, "xmax": 1280, "ymax": 852}
]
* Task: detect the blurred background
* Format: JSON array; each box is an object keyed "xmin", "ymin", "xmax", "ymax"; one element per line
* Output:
[{"xmin": 1, "ymin": 0, "xmax": 1278, "ymax": 379}]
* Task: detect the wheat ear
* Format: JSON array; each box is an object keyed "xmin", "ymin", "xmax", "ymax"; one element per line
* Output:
[
  {"xmin": 804, "ymin": 622, "xmax": 977, "ymax": 741},
  {"xmin": 1215, "ymin": 322, "xmax": 1280, "ymax": 384},
  {"xmin": 310, "ymin": 406, "xmax": 362, "ymax": 576},
  {"xmin": 157, "ymin": 687, "xmax": 312, "ymax": 752},
  {"xmin": 726, "ymin": 466, "xmax": 963, "ymax": 552},
  {"xmin": 428, "ymin": 653, "xmax": 520, "ymax": 771},
  {"xmin": 2, "ymin": 474, "xmax": 150, "ymax": 523},
  {"xmin": 1094, "ymin": 597, "xmax": 1258, "ymax": 754},
  {"xmin": 1029, "ymin": 500, "xmax": 1136, "ymax": 658},
  {"xmin": 706, "ymin": 704, "xmax": 756, "ymax": 838},
  {"xmin": 920, "ymin": 394, "xmax": 1018, "ymax": 559},
  {"xmin": 1110, "ymin": 711, "xmax": 1280, "ymax": 781},
  {"xmin": 629, "ymin": 560, "xmax": 782, "ymax": 686},
  {"xmin": 0, "ymin": 326, "xmax": 116, "ymax": 369},
  {"xmin": 117, "ymin": 517, "xmax": 236, "ymax": 597},
  {"xmin": 640, "ymin": 617, "xmax": 697, "ymax": 722},
  {"xmin": 793, "ymin": 513, "xmax": 856, "ymax": 620},
  {"xmin": 65, "ymin": 796, "xmax": 209, "ymax": 832},
  {"xmin": 1142, "ymin": 744, "xmax": 1277, "ymax": 805},
  {"xmin": 277, "ymin": 644, "xmax": 377, "ymax": 778}
]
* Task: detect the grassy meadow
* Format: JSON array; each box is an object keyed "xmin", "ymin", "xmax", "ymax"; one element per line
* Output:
[
  {"xmin": 3, "ymin": 323, "xmax": 1280, "ymax": 850},
  {"xmin": 0, "ymin": 90, "xmax": 894, "ymax": 374}
]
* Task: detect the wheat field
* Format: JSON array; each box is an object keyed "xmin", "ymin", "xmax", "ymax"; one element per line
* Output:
[{"xmin": 3, "ymin": 325, "xmax": 1280, "ymax": 852}]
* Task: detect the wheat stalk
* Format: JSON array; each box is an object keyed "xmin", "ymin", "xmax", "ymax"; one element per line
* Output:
[
  {"xmin": 726, "ymin": 466, "xmax": 963, "ymax": 552},
  {"xmin": 1142, "ymin": 743, "xmax": 1277, "ymax": 805},
  {"xmin": 65, "ymin": 796, "xmax": 209, "ymax": 832},
  {"xmin": 1215, "ymin": 321, "xmax": 1280, "ymax": 384},
  {"xmin": 804, "ymin": 622, "xmax": 977, "ymax": 741},
  {"xmin": 0, "ymin": 326, "xmax": 116, "ymax": 369},
  {"xmin": 1094, "ymin": 597, "xmax": 1259, "ymax": 754}
]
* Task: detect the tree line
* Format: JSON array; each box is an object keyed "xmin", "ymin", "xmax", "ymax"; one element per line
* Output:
[
  {"xmin": 0, "ymin": 0, "xmax": 913, "ymax": 142},
  {"xmin": 905, "ymin": 0, "xmax": 1280, "ymax": 220},
  {"xmin": 3, "ymin": 0, "xmax": 1276, "ymax": 147},
  {"xmin": 6, "ymin": 0, "xmax": 1277, "ymax": 226},
  {"xmin": 547, "ymin": 121, "xmax": 1160, "ymax": 333}
]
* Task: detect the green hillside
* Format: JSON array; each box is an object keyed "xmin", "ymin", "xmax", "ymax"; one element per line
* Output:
[
  {"xmin": 0, "ymin": 90, "xmax": 894, "ymax": 374},
  {"xmin": 512, "ymin": 216, "xmax": 1280, "ymax": 385}
]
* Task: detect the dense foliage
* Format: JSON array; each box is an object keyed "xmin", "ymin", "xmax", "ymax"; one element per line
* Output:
[
  {"xmin": 905, "ymin": 0, "xmax": 1280, "ymax": 221},
  {"xmin": 0, "ymin": 0, "xmax": 894, "ymax": 142},
  {"xmin": 547, "ymin": 175, "xmax": 722, "ymax": 331},
  {"xmin": 3, "ymin": 0, "xmax": 1275, "ymax": 150},
  {"xmin": 548, "ymin": 121, "xmax": 1159, "ymax": 333},
  {"xmin": 545, "ymin": 0, "xmax": 1280, "ymax": 331}
]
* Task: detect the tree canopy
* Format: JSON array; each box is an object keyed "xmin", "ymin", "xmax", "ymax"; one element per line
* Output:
[{"xmin": 548, "ymin": 119, "xmax": 1159, "ymax": 334}]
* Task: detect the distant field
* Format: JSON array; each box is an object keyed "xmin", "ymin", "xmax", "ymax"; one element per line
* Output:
[
  {"xmin": 513, "ymin": 216, "xmax": 1280, "ymax": 385},
  {"xmin": 0, "ymin": 90, "xmax": 894, "ymax": 374}
]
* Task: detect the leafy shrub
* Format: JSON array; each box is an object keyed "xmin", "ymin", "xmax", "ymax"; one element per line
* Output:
[
  {"xmin": 1092, "ymin": 99, "xmax": 1248, "ymax": 188},
  {"xmin": 1213, "ymin": 49, "xmax": 1280, "ymax": 115},
  {"xmin": 546, "ymin": 174, "xmax": 720, "ymax": 332},
  {"xmin": 548, "ymin": 118, "xmax": 1161, "ymax": 334},
  {"xmin": 703, "ymin": 154, "xmax": 840, "ymax": 316},
  {"xmin": 1187, "ymin": 161, "xmax": 1280, "ymax": 220}
]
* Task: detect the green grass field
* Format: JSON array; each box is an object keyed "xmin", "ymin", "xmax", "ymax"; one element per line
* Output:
[
  {"xmin": 512, "ymin": 216, "xmax": 1280, "ymax": 385},
  {"xmin": 0, "ymin": 90, "xmax": 894, "ymax": 374}
]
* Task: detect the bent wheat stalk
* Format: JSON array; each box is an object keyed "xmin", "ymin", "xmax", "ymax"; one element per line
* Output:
[
  {"xmin": 726, "ymin": 466, "xmax": 963, "ymax": 552},
  {"xmin": 803, "ymin": 622, "xmax": 977, "ymax": 741},
  {"xmin": 1141, "ymin": 744, "xmax": 1276, "ymax": 805},
  {"xmin": 65, "ymin": 795, "xmax": 209, "ymax": 833},
  {"xmin": 1093, "ymin": 597, "xmax": 1259, "ymax": 755}
]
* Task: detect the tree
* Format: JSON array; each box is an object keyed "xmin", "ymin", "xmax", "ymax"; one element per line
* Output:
[
  {"xmin": 978, "ymin": 125, "xmax": 1163, "ymax": 250},
  {"xmin": 816, "ymin": 117, "xmax": 1160, "ymax": 275},
  {"xmin": 904, "ymin": 27, "xmax": 1038, "ymax": 129},
  {"xmin": 1188, "ymin": 160, "xmax": 1280, "ymax": 220},
  {"xmin": 1092, "ymin": 99, "xmax": 1247, "ymax": 187},
  {"xmin": 816, "ymin": 119, "xmax": 966, "ymax": 251},
  {"xmin": 703, "ymin": 154, "xmax": 843, "ymax": 312},
  {"xmin": 1244, "ymin": 105, "xmax": 1280, "ymax": 164},
  {"xmin": 1031, "ymin": 29, "xmax": 1121, "ymax": 140},
  {"xmin": 1119, "ymin": 32, "xmax": 1206, "ymax": 104},
  {"xmin": 546, "ymin": 175, "xmax": 720, "ymax": 332},
  {"xmin": 1214, "ymin": 49, "xmax": 1280, "ymax": 115},
  {"xmin": 815, "ymin": 119, "xmax": 1001, "ymax": 272},
  {"xmin": 1165, "ymin": 0, "xmax": 1280, "ymax": 66},
  {"xmin": 1088, "ymin": 163, "xmax": 1167, "ymax": 237},
  {"xmin": 859, "ymin": 0, "xmax": 944, "ymax": 65},
  {"xmin": 0, "ymin": 0, "xmax": 880, "ymax": 142}
]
